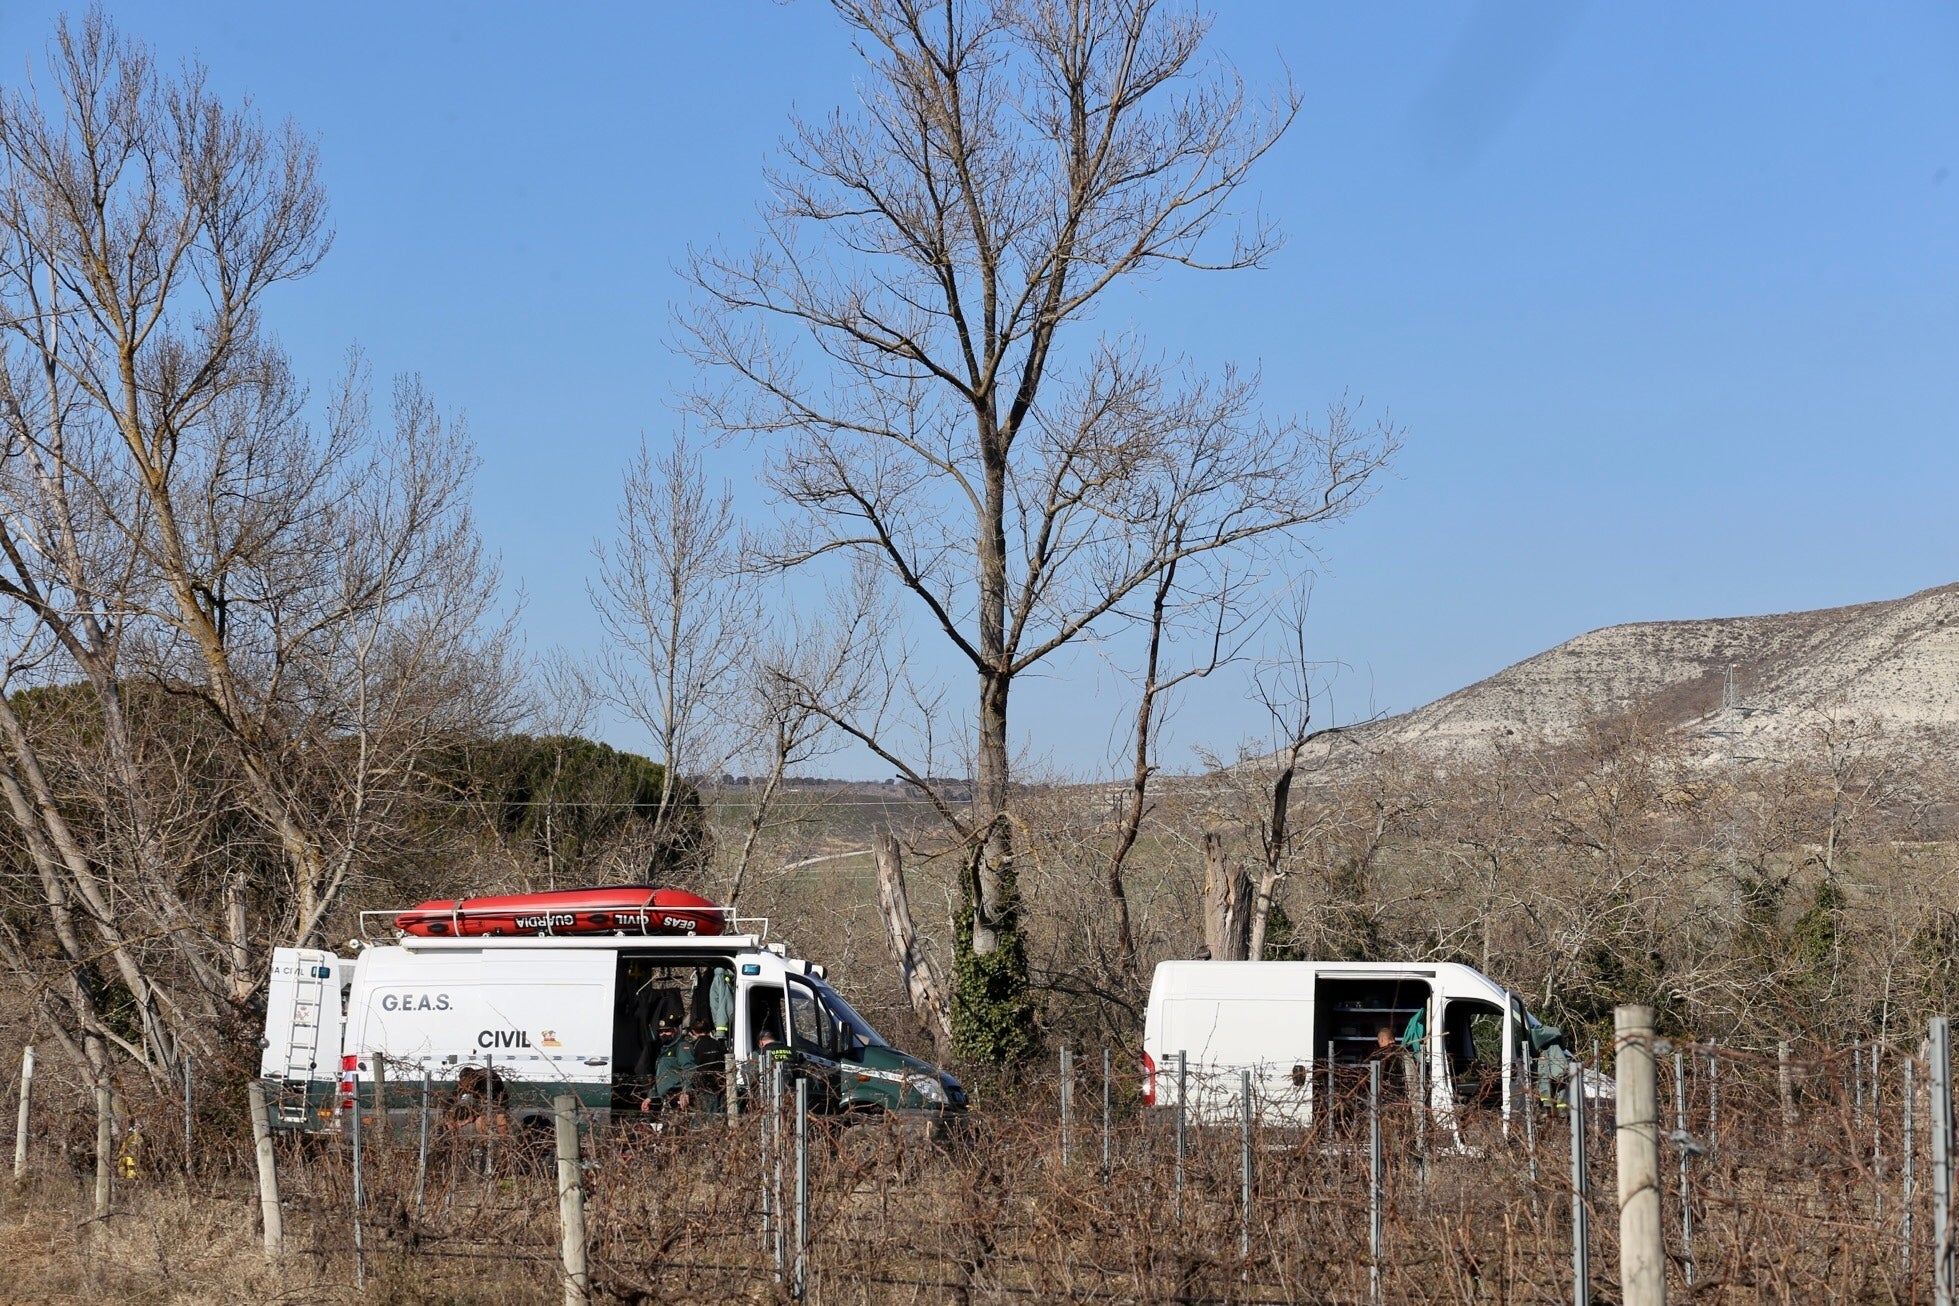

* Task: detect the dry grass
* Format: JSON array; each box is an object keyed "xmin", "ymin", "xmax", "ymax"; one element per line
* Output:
[
  {"xmin": 1, "ymin": 1176, "xmax": 313, "ymax": 1305},
  {"xmin": 0, "ymin": 1039, "xmax": 1941, "ymax": 1304}
]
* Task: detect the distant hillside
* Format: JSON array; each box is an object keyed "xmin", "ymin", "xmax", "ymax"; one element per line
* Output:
[{"xmin": 1325, "ymin": 582, "xmax": 1959, "ymax": 767}]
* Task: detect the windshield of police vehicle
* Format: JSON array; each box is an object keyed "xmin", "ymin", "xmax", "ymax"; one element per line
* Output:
[{"xmin": 816, "ymin": 982, "xmax": 887, "ymax": 1050}]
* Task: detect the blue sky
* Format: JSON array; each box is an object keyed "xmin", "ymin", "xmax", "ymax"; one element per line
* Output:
[{"xmin": 5, "ymin": 2, "xmax": 1955, "ymax": 777}]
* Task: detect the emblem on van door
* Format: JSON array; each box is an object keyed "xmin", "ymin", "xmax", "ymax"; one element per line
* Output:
[
  {"xmin": 477, "ymin": 1029, "xmax": 531, "ymax": 1049},
  {"xmin": 540, "ymin": 1030, "xmax": 562, "ymax": 1048}
]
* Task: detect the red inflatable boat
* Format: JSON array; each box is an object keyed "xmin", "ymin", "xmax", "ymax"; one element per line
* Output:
[{"xmin": 394, "ymin": 886, "xmax": 728, "ymax": 938}]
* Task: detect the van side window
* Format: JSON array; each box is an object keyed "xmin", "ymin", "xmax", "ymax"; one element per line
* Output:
[
  {"xmin": 744, "ymin": 990, "xmax": 783, "ymax": 1049},
  {"xmin": 1444, "ymin": 998, "xmax": 1506, "ymax": 1108},
  {"xmin": 788, "ymin": 981, "xmax": 839, "ymax": 1058}
]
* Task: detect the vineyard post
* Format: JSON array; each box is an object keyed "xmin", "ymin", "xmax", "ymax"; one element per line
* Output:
[
  {"xmin": 1369, "ymin": 1059, "xmax": 1383, "ymax": 1305},
  {"xmin": 374, "ymin": 1057, "xmax": 389, "ymax": 1148},
  {"xmin": 1856, "ymin": 1045, "xmax": 1867, "ymax": 1133},
  {"xmin": 1570, "ymin": 1066, "xmax": 1589, "ymax": 1306},
  {"xmin": 1931, "ymin": 1017, "xmax": 1952, "ymax": 1306},
  {"xmin": 1523, "ymin": 1041, "xmax": 1539, "ymax": 1208},
  {"xmin": 1416, "ymin": 1033, "xmax": 1428, "ymax": 1161},
  {"xmin": 772, "ymin": 1059, "xmax": 785, "ymax": 1280},
  {"xmin": 1612, "ymin": 1007, "xmax": 1664, "ymax": 1306},
  {"xmin": 245, "ymin": 1080, "xmax": 283, "ymax": 1258},
  {"xmin": 182, "ymin": 1055, "xmax": 193, "ymax": 1176},
  {"xmin": 93, "ymin": 1081, "xmax": 111, "ymax": 1220},
  {"xmin": 1778, "ymin": 1042, "xmax": 1797, "ymax": 1143},
  {"xmin": 1175, "ymin": 1051, "xmax": 1187, "ymax": 1226},
  {"xmin": 1240, "ymin": 1068, "xmax": 1253, "ymax": 1259},
  {"xmin": 1102, "ymin": 1047, "xmax": 1112, "ymax": 1182},
  {"xmin": 11, "ymin": 1045, "xmax": 29, "ymax": 1179},
  {"xmin": 1707, "ymin": 1044, "xmax": 1719, "ymax": 1141},
  {"xmin": 1060, "ymin": 1044, "xmax": 1072, "ymax": 1166},
  {"xmin": 415, "ymin": 1069, "xmax": 430, "ymax": 1220},
  {"xmin": 760, "ymin": 1058, "xmax": 773, "ymax": 1250},
  {"xmin": 1433, "ymin": 1024, "xmax": 1447, "ymax": 1148},
  {"xmin": 483, "ymin": 1053, "xmax": 495, "ymax": 1178},
  {"xmin": 553, "ymin": 1093, "xmax": 588, "ymax": 1306},
  {"xmin": 1591, "ymin": 1038, "xmax": 1601, "ymax": 1148},
  {"xmin": 1906, "ymin": 1055, "xmax": 1917, "ymax": 1281},
  {"xmin": 1327, "ymin": 1040, "xmax": 1335, "ymax": 1128},
  {"xmin": 348, "ymin": 1066, "xmax": 365, "ymax": 1291},
  {"xmin": 1675, "ymin": 1048, "xmax": 1694, "ymax": 1287},
  {"xmin": 1875, "ymin": 1045, "xmax": 1886, "ymax": 1227},
  {"xmin": 795, "ymin": 1076, "xmax": 809, "ymax": 1301}
]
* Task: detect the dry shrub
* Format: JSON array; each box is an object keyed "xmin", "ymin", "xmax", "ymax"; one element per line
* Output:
[{"xmin": 0, "ymin": 1037, "xmax": 1938, "ymax": 1303}]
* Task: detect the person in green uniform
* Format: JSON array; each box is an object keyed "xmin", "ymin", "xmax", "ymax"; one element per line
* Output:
[
  {"xmin": 656, "ymin": 1018, "xmax": 726, "ymax": 1114},
  {"xmin": 686, "ymin": 1022, "xmax": 726, "ymax": 1114},
  {"xmin": 655, "ymin": 1023, "xmax": 698, "ymax": 1108},
  {"xmin": 637, "ymin": 994, "xmax": 684, "ymax": 1113},
  {"xmin": 1532, "ymin": 1023, "xmax": 1574, "ymax": 1108}
]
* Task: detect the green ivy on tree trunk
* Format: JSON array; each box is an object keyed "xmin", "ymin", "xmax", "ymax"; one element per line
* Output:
[{"xmin": 952, "ymin": 902, "xmax": 1034, "ymax": 1065}]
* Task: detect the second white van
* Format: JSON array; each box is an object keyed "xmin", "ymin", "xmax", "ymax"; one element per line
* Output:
[{"xmin": 1142, "ymin": 959, "xmax": 1573, "ymax": 1131}]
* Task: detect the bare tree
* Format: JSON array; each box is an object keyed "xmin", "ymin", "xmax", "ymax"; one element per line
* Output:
[
  {"xmin": 1099, "ymin": 523, "xmax": 1252, "ymax": 977},
  {"xmin": 591, "ymin": 433, "xmax": 760, "ymax": 874},
  {"xmin": 719, "ymin": 562, "xmax": 885, "ymax": 906},
  {"xmin": 1793, "ymin": 707, "xmax": 1902, "ymax": 884},
  {"xmin": 1238, "ymin": 602, "xmax": 1351, "ymax": 962},
  {"xmin": 0, "ymin": 14, "xmax": 502, "ymax": 1092},
  {"xmin": 682, "ymin": 0, "xmax": 1396, "ymax": 1059},
  {"xmin": 0, "ymin": 15, "xmax": 338, "ymax": 940}
]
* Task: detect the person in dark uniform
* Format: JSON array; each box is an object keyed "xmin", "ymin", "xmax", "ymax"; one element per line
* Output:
[
  {"xmin": 656, "ymin": 1016, "xmax": 726, "ymax": 1113},
  {"xmin": 636, "ymin": 992, "xmax": 685, "ymax": 1112}
]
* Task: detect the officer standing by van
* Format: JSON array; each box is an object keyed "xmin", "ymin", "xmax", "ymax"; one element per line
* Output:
[
  {"xmin": 1532, "ymin": 1023, "xmax": 1575, "ymax": 1108},
  {"xmin": 1368, "ymin": 1026, "xmax": 1417, "ymax": 1100}
]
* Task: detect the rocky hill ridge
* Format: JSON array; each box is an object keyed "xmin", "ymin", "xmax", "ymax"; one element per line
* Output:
[{"xmin": 1336, "ymin": 582, "xmax": 1959, "ymax": 765}]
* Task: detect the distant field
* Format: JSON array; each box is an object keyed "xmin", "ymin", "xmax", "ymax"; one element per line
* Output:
[{"xmin": 702, "ymin": 785, "xmax": 946, "ymax": 852}]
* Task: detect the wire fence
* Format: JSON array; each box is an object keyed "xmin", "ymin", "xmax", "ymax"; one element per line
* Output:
[{"xmin": 9, "ymin": 1029, "xmax": 1959, "ymax": 1303}]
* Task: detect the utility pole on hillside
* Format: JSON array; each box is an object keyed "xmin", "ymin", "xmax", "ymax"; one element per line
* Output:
[{"xmin": 1702, "ymin": 663, "xmax": 1775, "ymax": 913}]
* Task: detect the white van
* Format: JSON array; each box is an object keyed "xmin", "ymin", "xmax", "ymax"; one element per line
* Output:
[
  {"xmin": 1142, "ymin": 960, "xmax": 1569, "ymax": 1130},
  {"xmin": 260, "ymin": 928, "xmax": 964, "ymax": 1131}
]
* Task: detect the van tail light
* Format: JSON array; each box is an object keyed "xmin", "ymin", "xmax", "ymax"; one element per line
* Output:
[
  {"xmin": 1142, "ymin": 1050, "xmax": 1157, "ymax": 1106},
  {"xmin": 339, "ymin": 1054, "xmax": 357, "ymax": 1110}
]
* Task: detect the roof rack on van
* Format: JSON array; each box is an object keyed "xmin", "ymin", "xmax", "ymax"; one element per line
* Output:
[{"xmin": 355, "ymin": 902, "xmax": 769, "ymax": 946}]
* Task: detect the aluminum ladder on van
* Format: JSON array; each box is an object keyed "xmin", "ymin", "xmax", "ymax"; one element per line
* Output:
[{"xmin": 275, "ymin": 962, "xmax": 329, "ymax": 1124}]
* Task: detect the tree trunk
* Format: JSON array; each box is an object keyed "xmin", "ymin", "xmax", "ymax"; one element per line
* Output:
[
  {"xmin": 1246, "ymin": 862, "xmax": 1282, "ymax": 963},
  {"xmin": 872, "ymin": 833, "xmax": 955, "ymax": 1062},
  {"xmin": 92, "ymin": 1076, "xmax": 113, "ymax": 1220},
  {"xmin": 1246, "ymin": 754, "xmax": 1300, "ymax": 962},
  {"xmin": 1203, "ymin": 832, "xmax": 1251, "ymax": 962},
  {"xmin": 958, "ymin": 660, "xmax": 1032, "ymax": 1062},
  {"xmin": 722, "ymin": 755, "xmax": 786, "ymax": 908},
  {"xmin": 1104, "ymin": 551, "xmax": 1188, "ymax": 979},
  {"xmin": 226, "ymin": 874, "xmax": 255, "ymax": 1004},
  {"xmin": 972, "ymin": 667, "xmax": 1012, "ymax": 954}
]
